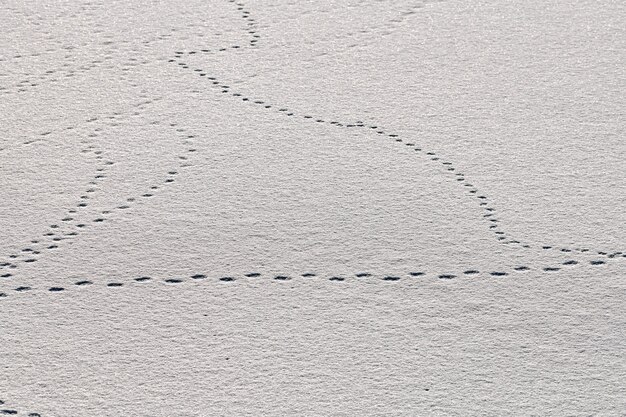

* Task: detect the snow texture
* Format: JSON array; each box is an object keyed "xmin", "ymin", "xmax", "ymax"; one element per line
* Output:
[{"xmin": 0, "ymin": 0, "xmax": 625, "ymax": 415}]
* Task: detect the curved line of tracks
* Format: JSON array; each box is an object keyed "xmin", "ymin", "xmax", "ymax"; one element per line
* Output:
[{"xmin": 1, "ymin": 0, "xmax": 623, "ymax": 291}]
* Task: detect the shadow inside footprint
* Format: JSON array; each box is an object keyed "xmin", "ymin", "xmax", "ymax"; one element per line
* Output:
[
  {"xmin": 135, "ymin": 277, "xmax": 151, "ymax": 282},
  {"xmin": 274, "ymin": 275, "xmax": 291, "ymax": 281},
  {"xmin": 191, "ymin": 274, "xmax": 207, "ymax": 280},
  {"xmin": 219, "ymin": 277, "xmax": 235, "ymax": 282},
  {"xmin": 383, "ymin": 276, "xmax": 401, "ymax": 281},
  {"xmin": 438, "ymin": 274, "xmax": 456, "ymax": 279}
]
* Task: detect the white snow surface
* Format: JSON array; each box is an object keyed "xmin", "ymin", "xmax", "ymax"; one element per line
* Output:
[{"xmin": 0, "ymin": 0, "xmax": 625, "ymax": 416}]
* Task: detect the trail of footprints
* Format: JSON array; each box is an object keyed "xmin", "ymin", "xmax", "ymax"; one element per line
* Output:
[
  {"xmin": 0, "ymin": 2, "xmax": 236, "ymax": 96},
  {"xmin": 0, "ymin": 117, "xmax": 119, "ymax": 273},
  {"xmin": 2, "ymin": 1, "xmax": 625, "ymax": 415},
  {"xmin": 0, "ymin": 256, "xmax": 617, "ymax": 299},
  {"xmin": 0, "ymin": 106, "xmax": 196, "ymax": 279},
  {"xmin": 1, "ymin": 0, "xmax": 624, "ymax": 300},
  {"xmin": 1, "ymin": 36, "xmax": 168, "ymax": 96},
  {"xmin": 0, "ymin": 1, "xmax": 257, "ymax": 283},
  {"xmin": 167, "ymin": 3, "xmax": 624, "ymax": 261},
  {"xmin": 308, "ymin": 0, "xmax": 447, "ymax": 54},
  {"xmin": 167, "ymin": 64, "xmax": 625, "ymax": 260}
]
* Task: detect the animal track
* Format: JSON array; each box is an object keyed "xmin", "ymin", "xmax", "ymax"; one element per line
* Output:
[
  {"xmin": 1, "ymin": 1, "xmax": 624, "ymax": 415},
  {"xmin": 169, "ymin": 60, "xmax": 625, "ymax": 262},
  {"xmin": 0, "ymin": 1, "xmax": 236, "ymax": 97},
  {"xmin": 0, "ymin": 116, "xmax": 200, "ymax": 283},
  {"xmin": 166, "ymin": 2, "xmax": 624, "ymax": 263},
  {"xmin": 0, "ymin": 256, "xmax": 615, "ymax": 300}
]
